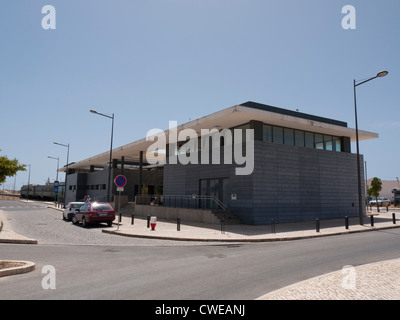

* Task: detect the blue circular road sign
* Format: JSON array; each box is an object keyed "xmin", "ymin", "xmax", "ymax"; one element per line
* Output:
[{"xmin": 114, "ymin": 175, "xmax": 127, "ymax": 187}]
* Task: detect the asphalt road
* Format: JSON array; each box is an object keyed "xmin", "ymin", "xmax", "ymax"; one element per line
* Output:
[
  {"xmin": 0, "ymin": 200, "xmax": 183, "ymax": 246},
  {"xmin": 1, "ymin": 200, "xmax": 400, "ymax": 300}
]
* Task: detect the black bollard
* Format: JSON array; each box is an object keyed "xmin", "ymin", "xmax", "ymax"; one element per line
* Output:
[
  {"xmin": 220, "ymin": 219, "xmax": 225, "ymax": 234},
  {"xmin": 345, "ymin": 216, "xmax": 349, "ymax": 230},
  {"xmin": 177, "ymin": 217, "xmax": 181, "ymax": 231},
  {"xmin": 393, "ymin": 213, "xmax": 396, "ymax": 225},
  {"xmin": 370, "ymin": 215, "xmax": 374, "ymax": 227},
  {"xmin": 131, "ymin": 213, "xmax": 135, "ymax": 225},
  {"xmin": 147, "ymin": 215, "xmax": 150, "ymax": 228},
  {"xmin": 316, "ymin": 218, "xmax": 320, "ymax": 233}
]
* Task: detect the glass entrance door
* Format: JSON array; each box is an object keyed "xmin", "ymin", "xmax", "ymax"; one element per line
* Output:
[{"xmin": 199, "ymin": 178, "xmax": 228, "ymax": 209}]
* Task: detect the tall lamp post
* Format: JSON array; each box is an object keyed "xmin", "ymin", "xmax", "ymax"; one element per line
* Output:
[
  {"xmin": 353, "ymin": 70, "xmax": 388, "ymax": 225},
  {"xmin": 26, "ymin": 164, "xmax": 31, "ymax": 202},
  {"xmin": 90, "ymin": 109, "xmax": 114, "ymax": 203},
  {"xmin": 54, "ymin": 142, "xmax": 70, "ymax": 207},
  {"xmin": 48, "ymin": 155, "xmax": 59, "ymax": 202},
  {"xmin": 48, "ymin": 156, "xmax": 59, "ymax": 182}
]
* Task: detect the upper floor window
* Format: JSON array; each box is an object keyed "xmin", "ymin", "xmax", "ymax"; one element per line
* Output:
[{"xmin": 262, "ymin": 123, "xmax": 342, "ymax": 152}]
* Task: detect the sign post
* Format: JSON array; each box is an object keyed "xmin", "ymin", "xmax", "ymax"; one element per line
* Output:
[
  {"xmin": 53, "ymin": 180, "xmax": 59, "ymax": 204},
  {"xmin": 114, "ymin": 175, "xmax": 127, "ymax": 230}
]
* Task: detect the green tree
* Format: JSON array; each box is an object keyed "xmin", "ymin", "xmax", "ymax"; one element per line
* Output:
[
  {"xmin": 368, "ymin": 177, "xmax": 383, "ymax": 212},
  {"xmin": 0, "ymin": 150, "xmax": 26, "ymax": 185}
]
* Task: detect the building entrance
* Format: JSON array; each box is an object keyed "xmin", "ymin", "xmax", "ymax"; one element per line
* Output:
[{"xmin": 199, "ymin": 178, "xmax": 229, "ymax": 209}]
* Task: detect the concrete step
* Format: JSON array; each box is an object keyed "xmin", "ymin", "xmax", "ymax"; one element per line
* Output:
[{"xmin": 212, "ymin": 210, "xmax": 242, "ymax": 225}]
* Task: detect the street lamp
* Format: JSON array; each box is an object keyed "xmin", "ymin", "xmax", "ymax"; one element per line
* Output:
[
  {"xmin": 353, "ymin": 70, "xmax": 388, "ymax": 225},
  {"xmin": 48, "ymin": 156, "xmax": 60, "ymax": 202},
  {"xmin": 54, "ymin": 141, "xmax": 70, "ymax": 207},
  {"xmin": 26, "ymin": 164, "xmax": 31, "ymax": 202},
  {"xmin": 90, "ymin": 109, "xmax": 114, "ymax": 202},
  {"xmin": 48, "ymin": 156, "xmax": 59, "ymax": 182}
]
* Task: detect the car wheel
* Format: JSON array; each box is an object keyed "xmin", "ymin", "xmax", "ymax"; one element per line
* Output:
[
  {"xmin": 72, "ymin": 216, "xmax": 78, "ymax": 225},
  {"xmin": 107, "ymin": 221, "xmax": 112, "ymax": 227},
  {"xmin": 82, "ymin": 217, "xmax": 89, "ymax": 228}
]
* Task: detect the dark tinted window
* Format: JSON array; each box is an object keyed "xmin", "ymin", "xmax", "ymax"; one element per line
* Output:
[
  {"xmin": 284, "ymin": 128, "xmax": 294, "ymax": 146},
  {"xmin": 315, "ymin": 134, "xmax": 324, "ymax": 150},
  {"xmin": 333, "ymin": 137, "xmax": 341, "ymax": 151},
  {"xmin": 305, "ymin": 132, "xmax": 314, "ymax": 148},
  {"xmin": 273, "ymin": 127, "xmax": 284, "ymax": 144},
  {"xmin": 262, "ymin": 125, "xmax": 272, "ymax": 143},
  {"xmin": 324, "ymin": 135, "xmax": 333, "ymax": 151},
  {"xmin": 295, "ymin": 130, "xmax": 305, "ymax": 147}
]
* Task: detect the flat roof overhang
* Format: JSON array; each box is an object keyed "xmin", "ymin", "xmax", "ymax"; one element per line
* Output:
[{"xmin": 63, "ymin": 102, "xmax": 378, "ymax": 172}]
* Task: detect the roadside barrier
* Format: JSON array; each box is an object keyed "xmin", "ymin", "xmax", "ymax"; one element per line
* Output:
[
  {"xmin": 316, "ymin": 218, "xmax": 320, "ymax": 233},
  {"xmin": 220, "ymin": 219, "xmax": 225, "ymax": 234}
]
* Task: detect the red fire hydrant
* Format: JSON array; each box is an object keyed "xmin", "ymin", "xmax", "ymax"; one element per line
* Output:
[{"xmin": 150, "ymin": 216, "xmax": 157, "ymax": 231}]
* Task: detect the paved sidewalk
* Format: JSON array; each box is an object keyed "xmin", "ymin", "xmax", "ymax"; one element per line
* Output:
[
  {"xmin": 257, "ymin": 258, "xmax": 400, "ymax": 300},
  {"xmin": 0, "ymin": 210, "xmax": 37, "ymax": 244}
]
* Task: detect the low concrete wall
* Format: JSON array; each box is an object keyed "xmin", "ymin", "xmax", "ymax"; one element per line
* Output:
[
  {"xmin": 112, "ymin": 195, "xmax": 129, "ymax": 210},
  {"xmin": 134, "ymin": 205, "xmax": 220, "ymax": 224}
]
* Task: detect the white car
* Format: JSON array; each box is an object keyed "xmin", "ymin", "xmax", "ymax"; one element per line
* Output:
[
  {"xmin": 63, "ymin": 202, "xmax": 85, "ymax": 221},
  {"xmin": 369, "ymin": 197, "xmax": 391, "ymax": 207}
]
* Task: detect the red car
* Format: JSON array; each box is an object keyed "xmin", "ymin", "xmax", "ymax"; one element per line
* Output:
[{"xmin": 72, "ymin": 202, "xmax": 115, "ymax": 227}]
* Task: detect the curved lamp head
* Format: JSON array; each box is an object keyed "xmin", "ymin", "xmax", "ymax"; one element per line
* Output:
[
  {"xmin": 90, "ymin": 109, "xmax": 98, "ymax": 114},
  {"xmin": 377, "ymin": 71, "xmax": 389, "ymax": 78}
]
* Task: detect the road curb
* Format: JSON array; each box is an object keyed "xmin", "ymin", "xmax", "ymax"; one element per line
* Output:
[
  {"xmin": 0, "ymin": 238, "xmax": 38, "ymax": 244},
  {"xmin": 0, "ymin": 260, "xmax": 35, "ymax": 278},
  {"xmin": 47, "ymin": 206, "xmax": 63, "ymax": 212}
]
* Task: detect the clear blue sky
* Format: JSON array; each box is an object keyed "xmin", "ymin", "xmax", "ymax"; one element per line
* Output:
[{"xmin": 1, "ymin": 0, "xmax": 399, "ymax": 190}]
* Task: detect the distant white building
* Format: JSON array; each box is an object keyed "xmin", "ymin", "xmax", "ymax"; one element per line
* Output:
[{"xmin": 366, "ymin": 179, "xmax": 400, "ymax": 202}]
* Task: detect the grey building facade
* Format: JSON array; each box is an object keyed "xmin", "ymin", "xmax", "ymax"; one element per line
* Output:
[
  {"xmin": 164, "ymin": 137, "xmax": 364, "ymax": 225},
  {"xmin": 163, "ymin": 110, "xmax": 365, "ymax": 225},
  {"xmin": 65, "ymin": 166, "xmax": 163, "ymax": 205}
]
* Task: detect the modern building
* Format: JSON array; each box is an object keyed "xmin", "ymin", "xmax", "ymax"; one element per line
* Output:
[{"xmin": 62, "ymin": 101, "xmax": 378, "ymax": 225}]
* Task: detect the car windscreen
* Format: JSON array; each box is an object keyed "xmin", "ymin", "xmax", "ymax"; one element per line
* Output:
[
  {"xmin": 71, "ymin": 203, "xmax": 83, "ymax": 208},
  {"xmin": 92, "ymin": 203, "xmax": 113, "ymax": 211}
]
